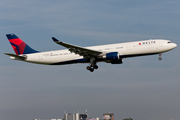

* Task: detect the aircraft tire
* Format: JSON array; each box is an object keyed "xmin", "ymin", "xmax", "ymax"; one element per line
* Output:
[
  {"xmin": 86, "ymin": 66, "xmax": 90, "ymax": 70},
  {"xmin": 158, "ymin": 57, "xmax": 162, "ymax": 60},
  {"xmin": 90, "ymin": 68, "xmax": 94, "ymax": 72},
  {"xmin": 93, "ymin": 65, "xmax": 98, "ymax": 69}
]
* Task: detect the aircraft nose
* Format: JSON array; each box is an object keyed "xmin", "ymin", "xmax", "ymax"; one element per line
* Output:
[{"xmin": 174, "ymin": 43, "xmax": 177, "ymax": 48}]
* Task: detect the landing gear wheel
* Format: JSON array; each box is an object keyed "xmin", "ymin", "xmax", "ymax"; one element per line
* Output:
[
  {"xmin": 93, "ymin": 65, "xmax": 98, "ymax": 69},
  {"xmin": 86, "ymin": 66, "xmax": 94, "ymax": 72},
  {"xmin": 86, "ymin": 66, "xmax": 90, "ymax": 70},
  {"xmin": 91, "ymin": 62, "xmax": 98, "ymax": 69},
  {"xmin": 90, "ymin": 68, "xmax": 94, "ymax": 72},
  {"xmin": 87, "ymin": 57, "xmax": 98, "ymax": 72}
]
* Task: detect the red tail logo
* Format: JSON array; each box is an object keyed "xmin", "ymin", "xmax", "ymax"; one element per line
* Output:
[{"xmin": 6, "ymin": 34, "xmax": 38, "ymax": 55}]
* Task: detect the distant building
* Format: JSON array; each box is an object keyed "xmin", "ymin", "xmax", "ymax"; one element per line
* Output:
[
  {"xmin": 64, "ymin": 112, "xmax": 88, "ymax": 120},
  {"xmin": 33, "ymin": 110, "xmax": 99, "ymax": 120},
  {"xmin": 79, "ymin": 113, "xmax": 88, "ymax": 120},
  {"xmin": 103, "ymin": 113, "xmax": 114, "ymax": 120},
  {"xmin": 64, "ymin": 113, "xmax": 75, "ymax": 120},
  {"xmin": 87, "ymin": 118, "xmax": 100, "ymax": 120},
  {"xmin": 75, "ymin": 113, "xmax": 79, "ymax": 120},
  {"xmin": 33, "ymin": 119, "xmax": 62, "ymax": 120}
]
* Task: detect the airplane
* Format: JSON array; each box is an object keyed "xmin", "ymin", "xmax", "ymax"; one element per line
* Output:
[{"xmin": 5, "ymin": 33, "xmax": 177, "ymax": 72}]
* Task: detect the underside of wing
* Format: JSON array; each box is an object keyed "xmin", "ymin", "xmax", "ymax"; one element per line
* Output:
[{"xmin": 52, "ymin": 37, "xmax": 103, "ymax": 58}]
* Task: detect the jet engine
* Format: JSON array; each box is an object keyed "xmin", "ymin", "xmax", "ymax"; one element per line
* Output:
[{"xmin": 103, "ymin": 52, "xmax": 123, "ymax": 64}]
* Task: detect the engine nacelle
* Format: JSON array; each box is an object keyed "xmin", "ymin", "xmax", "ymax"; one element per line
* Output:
[
  {"xmin": 105, "ymin": 52, "xmax": 119, "ymax": 60},
  {"xmin": 103, "ymin": 52, "xmax": 123, "ymax": 64}
]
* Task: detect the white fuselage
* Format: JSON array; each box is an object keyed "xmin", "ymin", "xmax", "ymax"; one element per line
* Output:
[{"xmin": 12, "ymin": 39, "xmax": 177, "ymax": 65}]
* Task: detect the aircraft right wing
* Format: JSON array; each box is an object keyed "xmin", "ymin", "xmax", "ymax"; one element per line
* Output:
[{"xmin": 52, "ymin": 37, "xmax": 103, "ymax": 58}]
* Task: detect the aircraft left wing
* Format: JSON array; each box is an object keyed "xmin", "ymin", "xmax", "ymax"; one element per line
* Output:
[{"xmin": 52, "ymin": 37, "xmax": 103, "ymax": 58}]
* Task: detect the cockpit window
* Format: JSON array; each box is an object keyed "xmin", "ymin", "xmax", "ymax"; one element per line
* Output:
[{"xmin": 167, "ymin": 41, "xmax": 172, "ymax": 43}]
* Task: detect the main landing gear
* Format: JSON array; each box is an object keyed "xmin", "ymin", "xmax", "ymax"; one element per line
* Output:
[
  {"xmin": 86, "ymin": 57, "xmax": 98, "ymax": 72},
  {"xmin": 86, "ymin": 63, "xmax": 98, "ymax": 72},
  {"xmin": 158, "ymin": 53, "xmax": 162, "ymax": 60}
]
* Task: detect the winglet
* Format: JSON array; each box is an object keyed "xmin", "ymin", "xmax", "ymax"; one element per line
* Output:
[{"xmin": 52, "ymin": 37, "xmax": 59, "ymax": 42}]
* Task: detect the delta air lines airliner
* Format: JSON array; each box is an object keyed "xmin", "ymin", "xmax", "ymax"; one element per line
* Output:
[{"xmin": 5, "ymin": 34, "xmax": 177, "ymax": 72}]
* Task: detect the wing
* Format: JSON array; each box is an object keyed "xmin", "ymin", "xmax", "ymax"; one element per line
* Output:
[
  {"xmin": 4, "ymin": 53, "xmax": 27, "ymax": 60},
  {"xmin": 52, "ymin": 37, "xmax": 103, "ymax": 58}
]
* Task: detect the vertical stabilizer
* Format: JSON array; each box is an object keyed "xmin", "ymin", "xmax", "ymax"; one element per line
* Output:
[{"xmin": 6, "ymin": 34, "xmax": 39, "ymax": 55}]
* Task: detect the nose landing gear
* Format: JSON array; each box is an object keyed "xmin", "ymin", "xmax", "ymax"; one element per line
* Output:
[{"xmin": 158, "ymin": 53, "xmax": 162, "ymax": 60}]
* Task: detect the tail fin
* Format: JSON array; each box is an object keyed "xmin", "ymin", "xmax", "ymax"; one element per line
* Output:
[{"xmin": 6, "ymin": 34, "xmax": 39, "ymax": 55}]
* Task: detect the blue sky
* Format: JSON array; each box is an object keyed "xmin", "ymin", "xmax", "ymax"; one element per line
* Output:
[{"xmin": 0, "ymin": 0, "xmax": 180, "ymax": 120}]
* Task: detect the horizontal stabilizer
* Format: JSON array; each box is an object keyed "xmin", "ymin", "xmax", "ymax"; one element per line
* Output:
[{"xmin": 4, "ymin": 53, "xmax": 27, "ymax": 60}]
